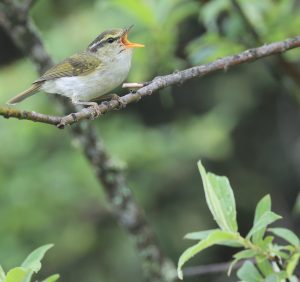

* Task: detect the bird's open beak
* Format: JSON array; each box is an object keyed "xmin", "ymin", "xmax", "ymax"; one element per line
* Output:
[{"xmin": 121, "ymin": 26, "xmax": 144, "ymax": 48}]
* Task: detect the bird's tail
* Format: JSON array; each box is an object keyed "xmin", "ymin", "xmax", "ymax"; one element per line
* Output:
[{"xmin": 6, "ymin": 82, "xmax": 42, "ymax": 105}]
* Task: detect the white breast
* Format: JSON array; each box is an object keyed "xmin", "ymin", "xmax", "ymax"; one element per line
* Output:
[{"xmin": 41, "ymin": 49, "xmax": 133, "ymax": 102}]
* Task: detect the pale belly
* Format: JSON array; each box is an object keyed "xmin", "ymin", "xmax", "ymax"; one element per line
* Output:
[{"xmin": 41, "ymin": 60, "xmax": 131, "ymax": 102}]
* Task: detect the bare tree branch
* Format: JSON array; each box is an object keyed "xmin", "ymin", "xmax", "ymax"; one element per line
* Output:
[
  {"xmin": 0, "ymin": 2, "xmax": 175, "ymax": 281},
  {"xmin": 23, "ymin": 0, "xmax": 38, "ymax": 12},
  {"xmin": 1, "ymin": 35, "xmax": 300, "ymax": 127}
]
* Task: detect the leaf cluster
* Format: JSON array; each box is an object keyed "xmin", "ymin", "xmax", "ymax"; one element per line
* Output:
[
  {"xmin": 177, "ymin": 162, "xmax": 300, "ymax": 281},
  {"xmin": 0, "ymin": 245, "xmax": 59, "ymax": 282}
]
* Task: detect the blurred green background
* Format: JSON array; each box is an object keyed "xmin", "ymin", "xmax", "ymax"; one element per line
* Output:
[{"xmin": 1, "ymin": 0, "xmax": 300, "ymax": 281}]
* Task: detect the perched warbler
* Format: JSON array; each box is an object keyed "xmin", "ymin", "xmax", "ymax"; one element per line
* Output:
[{"xmin": 7, "ymin": 26, "xmax": 144, "ymax": 108}]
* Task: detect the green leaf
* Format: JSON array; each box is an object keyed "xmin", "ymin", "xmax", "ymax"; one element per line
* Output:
[
  {"xmin": 237, "ymin": 261, "xmax": 263, "ymax": 282},
  {"xmin": 198, "ymin": 161, "xmax": 238, "ymax": 232},
  {"xmin": 228, "ymin": 249, "xmax": 257, "ymax": 275},
  {"xmin": 184, "ymin": 229, "xmax": 217, "ymax": 240},
  {"xmin": 256, "ymin": 257, "xmax": 274, "ymax": 277},
  {"xmin": 233, "ymin": 249, "xmax": 257, "ymax": 260},
  {"xmin": 21, "ymin": 244, "xmax": 54, "ymax": 273},
  {"xmin": 5, "ymin": 267, "xmax": 28, "ymax": 282},
  {"xmin": 177, "ymin": 229, "xmax": 238, "ymax": 279},
  {"xmin": 252, "ymin": 195, "xmax": 271, "ymax": 244},
  {"xmin": 265, "ymin": 271, "xmax": 290, "ymax": 282},
  {"xmin": 41, "ymin": 274, "xmax": 60, "ymax": 282},
  {"xmin": 286, "ymin": 253, "xmax": 300, "ymax": 277},
  {"xmin": 289, "ymin": 276, "xmax": 299, "ymax": 282},
  {"xmin": 259, "ymin": 235, "xmax": 274, "ymax": 251},
  {"xmin": 0, "ymin": 266, "xmax": 5, "ymax": 282},
  {"xmin": 265, "ymin": 273, "xmax": 281, "ymax": 282},
  {"xmin": 268, "ymin": 228, "xmax": 300, "ymax": 247},
  {"xmin": 185, "ymin": 229, "xmax": 242, "ymax": 247},
  {"xmin": 247, "ymin": 211, "xmax": 281, "ymax": 239},
  {"xmin": 270, "ymin": 250, "xmax": 289, "ymax": 260},
  {"xmin": 218, "ymin": 240, "xmax": 243, "ymax": 248}
]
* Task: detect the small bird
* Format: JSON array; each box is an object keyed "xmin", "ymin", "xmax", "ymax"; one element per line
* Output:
[{"xmin": 7, "ymin": 26, "xmax": 144, "ymax": 108}]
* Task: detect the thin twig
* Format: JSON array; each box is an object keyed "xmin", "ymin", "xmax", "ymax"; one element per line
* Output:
[
  {"xmin": 1, "ymin": 35, "xmax": 300, "ymax": 127},
  {"xmin": 122, "ymin": 82, "xmax": 149, "ymax": 88},
  {"xmin": 0, "ymin": 107, "xmax": 61, "ymax": 125},
  {"xmin": 183, "ymin": 260, "xmax": 245, "ymax": 277}
]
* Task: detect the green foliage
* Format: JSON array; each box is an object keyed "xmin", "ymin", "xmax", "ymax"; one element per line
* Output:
[
  {"xmin": 5, "ymin": 268, "xmax": 28, "ymax": 282},
  {"xmin": 178, "ymin": 229, "xmax": 240, "ymax": 279},
  {"xmin": 246, "ymin": 211, "xmax": 281, "ymax": 239},
  {"xmin": 198, "ymin": 161, "xmax": 237, "ymax": 232},
  {"xmin": 268, "ymin": 228, "xmax": 300, "ymax": 247},
  {"xmin": 184, "ymin": 229, "xmax": 217, "ymax": 240},
  {"xmin": 177, "ymin": 162, "xmax": 300, "ymax": 281},
  {"xmin": 0, "ymin": 266, "xmax": 5, "ymax": 282},
  {"xmin": 252, "ymin": 195, "xmax": 272, "ymax": 244},
  {"xmin": 0, "ymin": 245, "xmax": 58, "ymax": 282},
  {"xmin": 21, "ymin": 244, "xmax": 53, "ymax": 274},
  {"xmin": 187, "ymin": 0, "xmax": 300, "ymax": 64},
  {"xmin": 237, "ymin": 261, "xmax": 263, "ymax": 282}
]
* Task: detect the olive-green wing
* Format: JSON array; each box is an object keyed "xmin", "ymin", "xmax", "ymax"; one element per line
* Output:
[{"xmin": 34, "ymin": 53, "xmax": 101, "ymax": 82}]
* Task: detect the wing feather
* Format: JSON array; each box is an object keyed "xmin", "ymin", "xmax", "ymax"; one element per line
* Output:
[{"xmin": 35, "ymin": 53, "xmax": 101, "ymax": 82}]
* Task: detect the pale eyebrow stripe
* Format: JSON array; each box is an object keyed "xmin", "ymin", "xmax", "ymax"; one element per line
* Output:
[
  {"xmin": 89, "ymin": 41, "xmax": 100, "ymax": 50},
  {"xmin": 90, "ymin": 34, "xmax": 120, "ymax": 50}
]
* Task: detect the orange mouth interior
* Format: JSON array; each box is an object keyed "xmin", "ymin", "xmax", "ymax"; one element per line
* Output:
[{"xmin": 121, "ymin": 32, "xmax": 144, "ymax": 48}]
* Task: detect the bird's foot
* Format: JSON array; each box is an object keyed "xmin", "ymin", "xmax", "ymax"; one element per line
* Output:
[
  {"xmin": 88, "ymin": 102, "xmax": 101, "ymax": 119},
  {"xmin": 109, "ymin": 94, "xmax": 127, "ymax": 110},
  {"xmin": 73, "ymin": 101, "xmax": 101, "ymax": 119}
]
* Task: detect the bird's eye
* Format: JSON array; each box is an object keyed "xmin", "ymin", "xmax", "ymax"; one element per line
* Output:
[{"xmin": 107, "ymin": 37, "xmax": 114, "ymax": 43}]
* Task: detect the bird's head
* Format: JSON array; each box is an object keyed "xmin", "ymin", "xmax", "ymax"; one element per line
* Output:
[{"xmin": 88, "ymin": 26, "xmax": 144, "ymax": 59}]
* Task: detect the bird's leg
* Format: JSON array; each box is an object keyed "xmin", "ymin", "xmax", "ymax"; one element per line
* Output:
[{"xmin": 72, "ymin": 99, "xmax": 101, "ymax": 119}]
